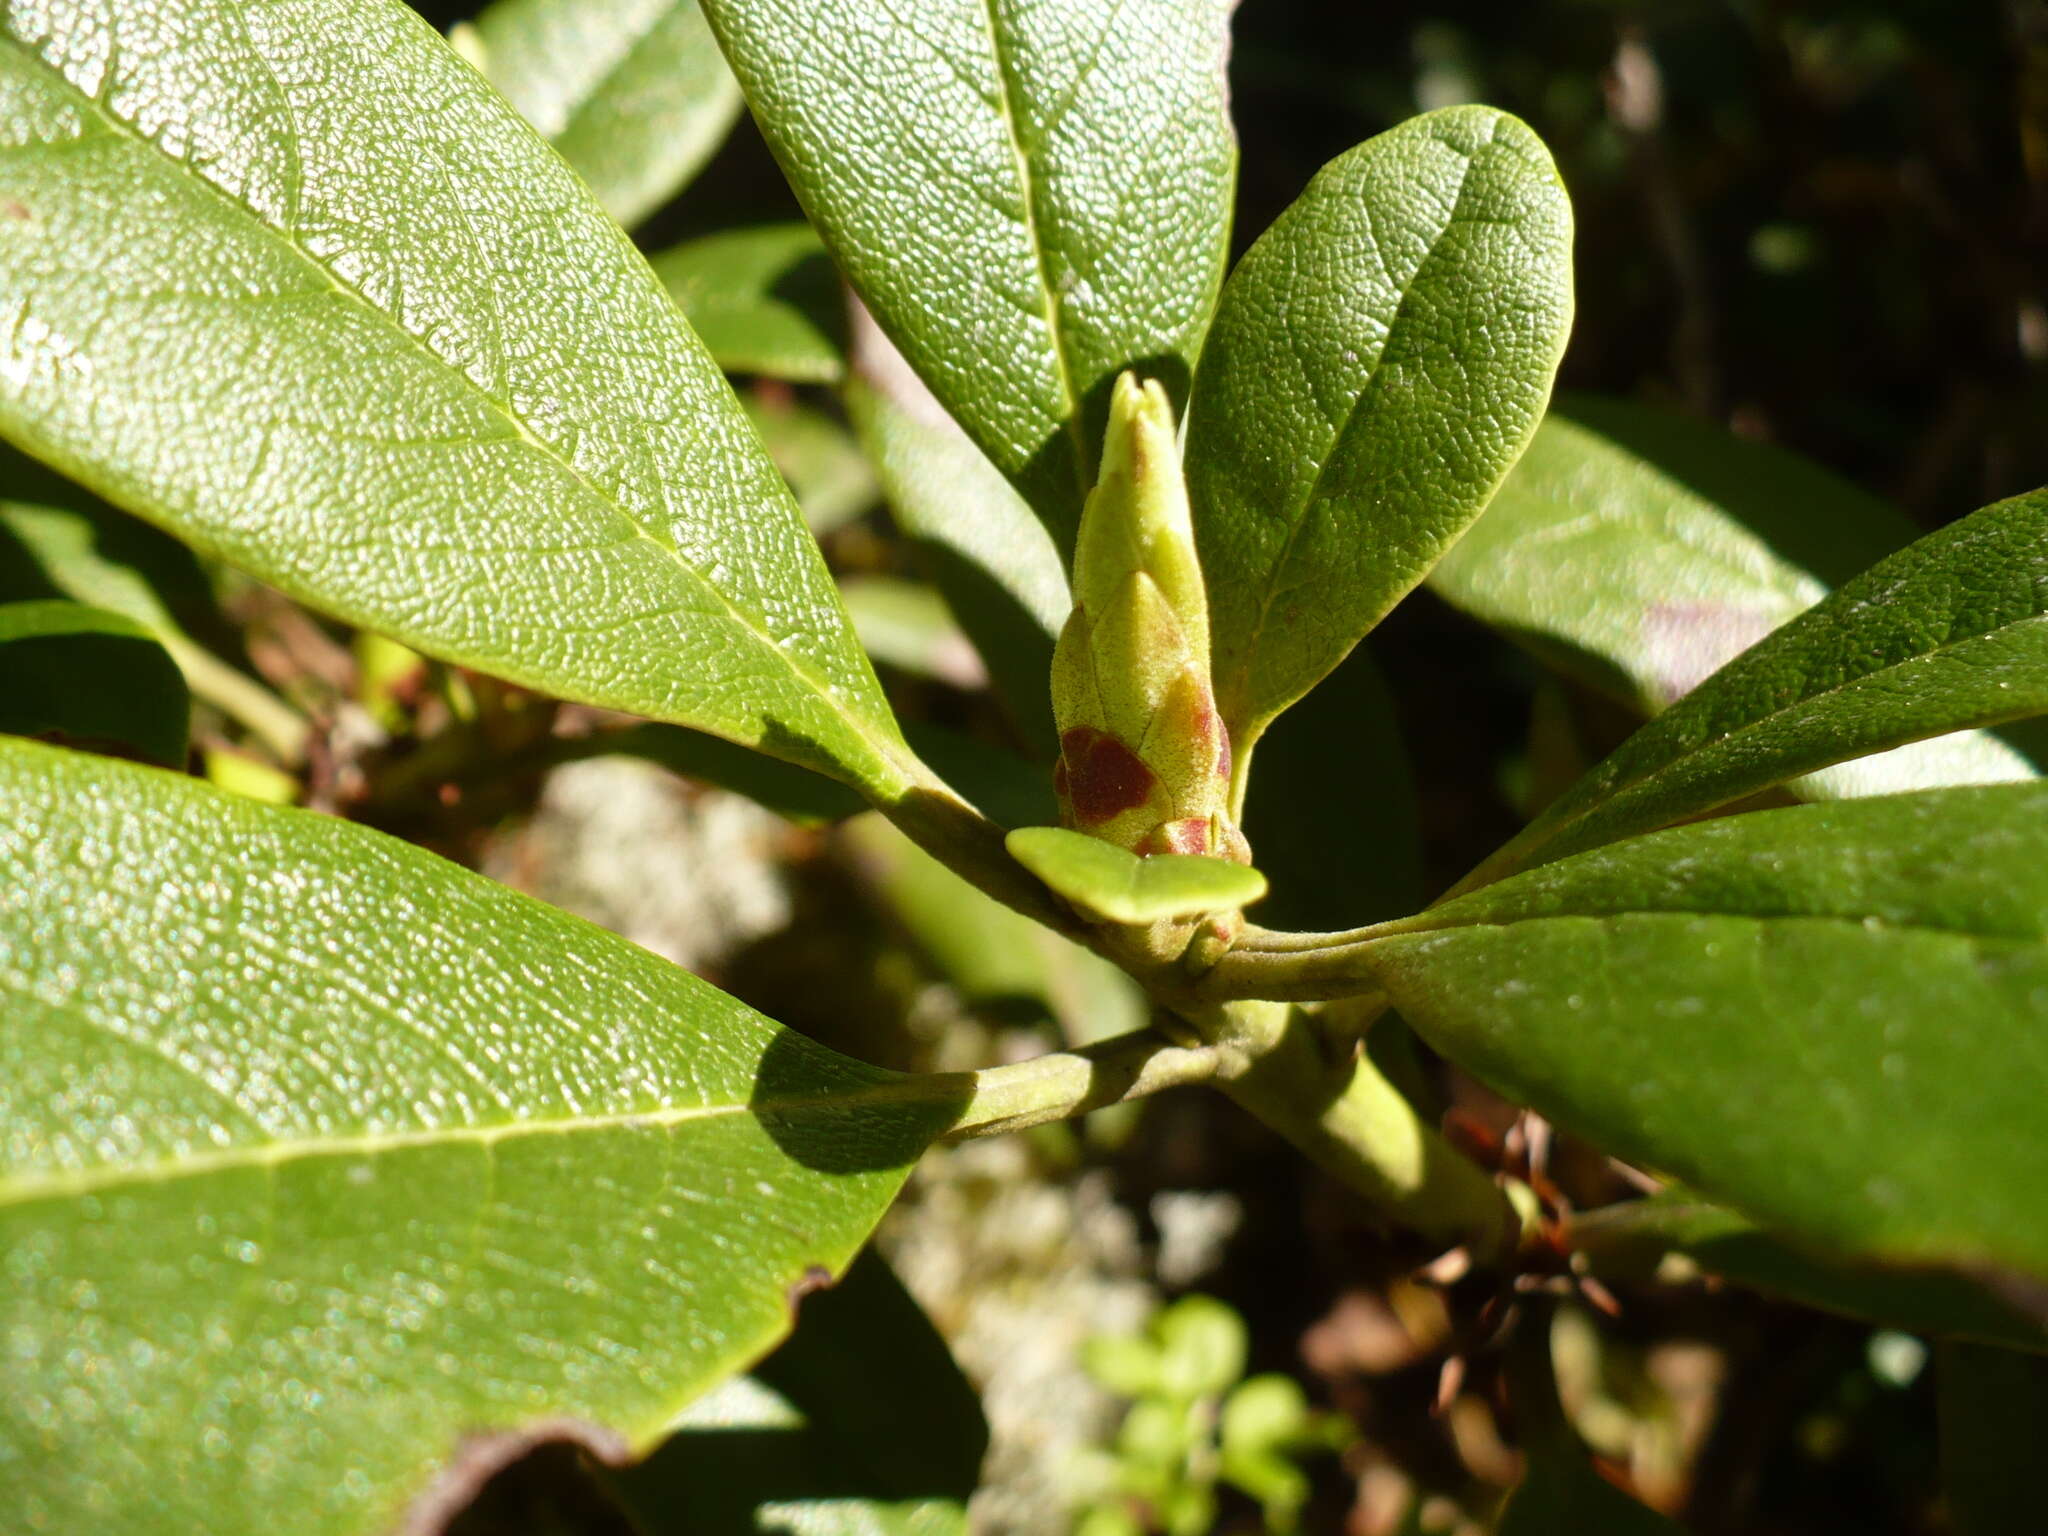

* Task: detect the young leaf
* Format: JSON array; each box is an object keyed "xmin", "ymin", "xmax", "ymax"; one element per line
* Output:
[
  {"xmin": 1363, "ymin": 784, "xmax": 2048, "ymax": 1284},
  {"xmin": 699, "ymin": 0, "xmax": 1238, "ymax": 553},
  {"xmin": 1007, "ymin": 825, "xmax": 1267, "ymax": 925},
  {"xmin": 1184, "ymin": 106, "xmax": 1573, "ymax": 750},
  {"xmin": 651, "ymin": 223, "xmax": 846, "ymax": 384},
  {"xmin": 452, "ymin": 0, "xmax": 743, "ymax": 230},
  {"xmin": 608, "ymin": 1248, "xmax": 986, "ymax": 1535},
  {"xmin": 1463, "ymin": 487, "xmax": 2048, "ymax": 888},
  {"xmin": 0, "ymin": 738, "xmax": 958, "ymax": 1536},
  {"xmin": 0, "ymin": 598, "xmax": 189, "ymax": 766},
  {"xmin": 846, "ymin": 311, "xmax": 1068, "ymax": 758},
  {"xmin": 0, "ymin": 2, "xmax": 910, "ymax": 797},
  {"xmin": 1427, "ymin": 397, "xmax": 2036, "ymax": 799}
]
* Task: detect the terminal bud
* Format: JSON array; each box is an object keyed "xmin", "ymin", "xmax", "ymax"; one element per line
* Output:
[{"xmin": 1051, "ymin": 374, "xmax": 1248, "ymax": 865}]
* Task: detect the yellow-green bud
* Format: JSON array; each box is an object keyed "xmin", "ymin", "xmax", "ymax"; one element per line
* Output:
[{"xmin": 1050, "ymin": 374, "xmax": 1248, "ymax": 863}]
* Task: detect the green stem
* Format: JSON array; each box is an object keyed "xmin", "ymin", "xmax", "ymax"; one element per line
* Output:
[
  {"xmin": 165, "ymin": 637, "xmax": 310, "ymax": 765},
  {"xmin": 942, "ymin": 1028, "xmax": 1227, "ymax": 1140},
  {"xmin": 877, "ymin": 752, "xmax": 1092, "ymax": 939},
  {"xmin": 1189, "ymin": 999, "xmax": 1520, "ymax": 1260}
]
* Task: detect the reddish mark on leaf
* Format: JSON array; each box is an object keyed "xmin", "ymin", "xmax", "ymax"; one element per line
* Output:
[
  {"xmin": 1138, "ymin": 818, "xmax": 1211, "ymax": 856},
  {"xmin": 1206, "ymin": 705, "xmax": 1233, "ymax": 782},
  {"xmin": 1057, "ymin": 728, "xmax": 1155, "ymax": 824},
  {"xmin": 1, "ymin": 200, "xmax": 29, "ymax": 222}
]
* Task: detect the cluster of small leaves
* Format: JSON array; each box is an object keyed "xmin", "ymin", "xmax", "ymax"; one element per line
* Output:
[
  {"xmin": 3, "ymin": 0, "xmax": 2047, "ymax": 1532},
  {"xmin": 1074, "ymin": 1295, "xmax": 1346, "ymax": 1536}
]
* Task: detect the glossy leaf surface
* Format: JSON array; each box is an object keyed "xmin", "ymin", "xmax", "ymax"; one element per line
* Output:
[
  {"xmin": 1464, "ymin": 488, "xmax": 2048, "ymax": 887},
  {"xmin": 1570, "ymin": 1196, "xmax": 2048, "ymax": 1352},
  {"xmin": 1185, "ymin": 106, "xmax": 1573, "ymax": 743},
  {"xmin": 1367, "ymin": 785, "xmax": 2048, "ymax": 1281},
  {"xmin": 0, "ymin": 739, "xmax": 955, "ymax": 1535},
  {"xmin": 1007, "ymin": 825, "xmax": 1266, "ymax": 925},
  {"xmin": 0, "ymin": 2, "xmax": 907, "ymax": 795},
  {"xmin": 455, "ymin": 0, "xmax": 743, "ymax": 229},
  {"xmin": 1429, "ymin": 398, "xmax": 2036, "ymax": 800},
  {"xmin": 702, "ymin": 0, "xmax": 1237, "ymax": 552},
  {"xmin": 0, "ymin": 598, "xmax": 188, "ymax": 766},
  {"xmin": 652, "ymin": 223, "xmax": 846, "ymax": 384}
]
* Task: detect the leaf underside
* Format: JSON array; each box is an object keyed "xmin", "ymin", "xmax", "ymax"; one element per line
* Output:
[
  {"xmin": 1007, "ymin": 824, "xmax": 1266, "ymax": 924},
  {"xmin": 1427, "ymin": 398, "xmax": 2038, "ymax": 800},
  {"xmin": 1466, "ymin": 487, "xmax": 2048, "ymax": 888}
]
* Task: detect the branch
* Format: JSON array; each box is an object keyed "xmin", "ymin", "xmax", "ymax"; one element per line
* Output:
[{"xmin": 941, "ymin": 1027, "xmax": 1227, "ymax": 1139}]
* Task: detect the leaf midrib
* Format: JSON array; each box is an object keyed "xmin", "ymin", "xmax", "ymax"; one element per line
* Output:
[
  {"xmin": 3, "ymin": 29, "xmax": 907, "ymax": 787},
  {"xmin": 974, "ymin": 0, "xmax": 1091, "ymax": 511},
  {"xmin": 0, "ymin": 1070, "xmax": 958, "ymax": 1211}
]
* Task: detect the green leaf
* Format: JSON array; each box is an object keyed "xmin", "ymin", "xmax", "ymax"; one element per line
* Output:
[
  {"xmin": 0, "ymin": 598, "xmax": 188, "ymax": 766},
  {"xmin": 0, "ymin": 2, "xmax": 909, "ymax": 797},
  {"xmin": 700, "ymin": 0, "xmax": 1238, "ymax": 553},
  {"xmin": 652, "ymin": 223, "xmax": 846, "ymax": 384},
  {"xmin": 845, "ymin": 315, "xmax": 1068, "ymax": 757},
  {"xmin": 1427, "ymin": 397, "xmax": 2037, "ymax": 800},
  {"xmin": 608, "ymin": 1247, "xmax": 985, "ymax": 1535},
  {"xmin": 0, "ymin": 737, "xmax": 958, "ymax": 1535},
  {"xmin": 1006, "ymin": 826, "xmax": 1266, "ymax": 925},
  {"xmin": 839, "ymin": 576, "xmax": 986, "ymax": 690},
  {"xmin": 453, "ymin": 0, "xmax": 743, "ymax": 230},
  {"xmin": 1184, "ymin": 106, "xmax": 1573, "ymax": 749},
  {"xmin": 743, "ymin": 393, "xmax": 879, "ymax": 536},
  {"xmin": 1363, "ymin": 784, "xmax": 2048, "ymax": 1283},
  {"xmin": 1569, "ymin": 1195, "xmax": 2048, "ymax": 1353},
  {"xmin": 1465, "ymin": 488, "xmax": 2048, "ymax": 888}
]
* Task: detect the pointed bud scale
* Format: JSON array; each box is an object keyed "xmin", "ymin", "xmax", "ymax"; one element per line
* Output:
[{"xmin": 1050, "ymin": 373, "xmax": 1248, "ymax": 868}]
